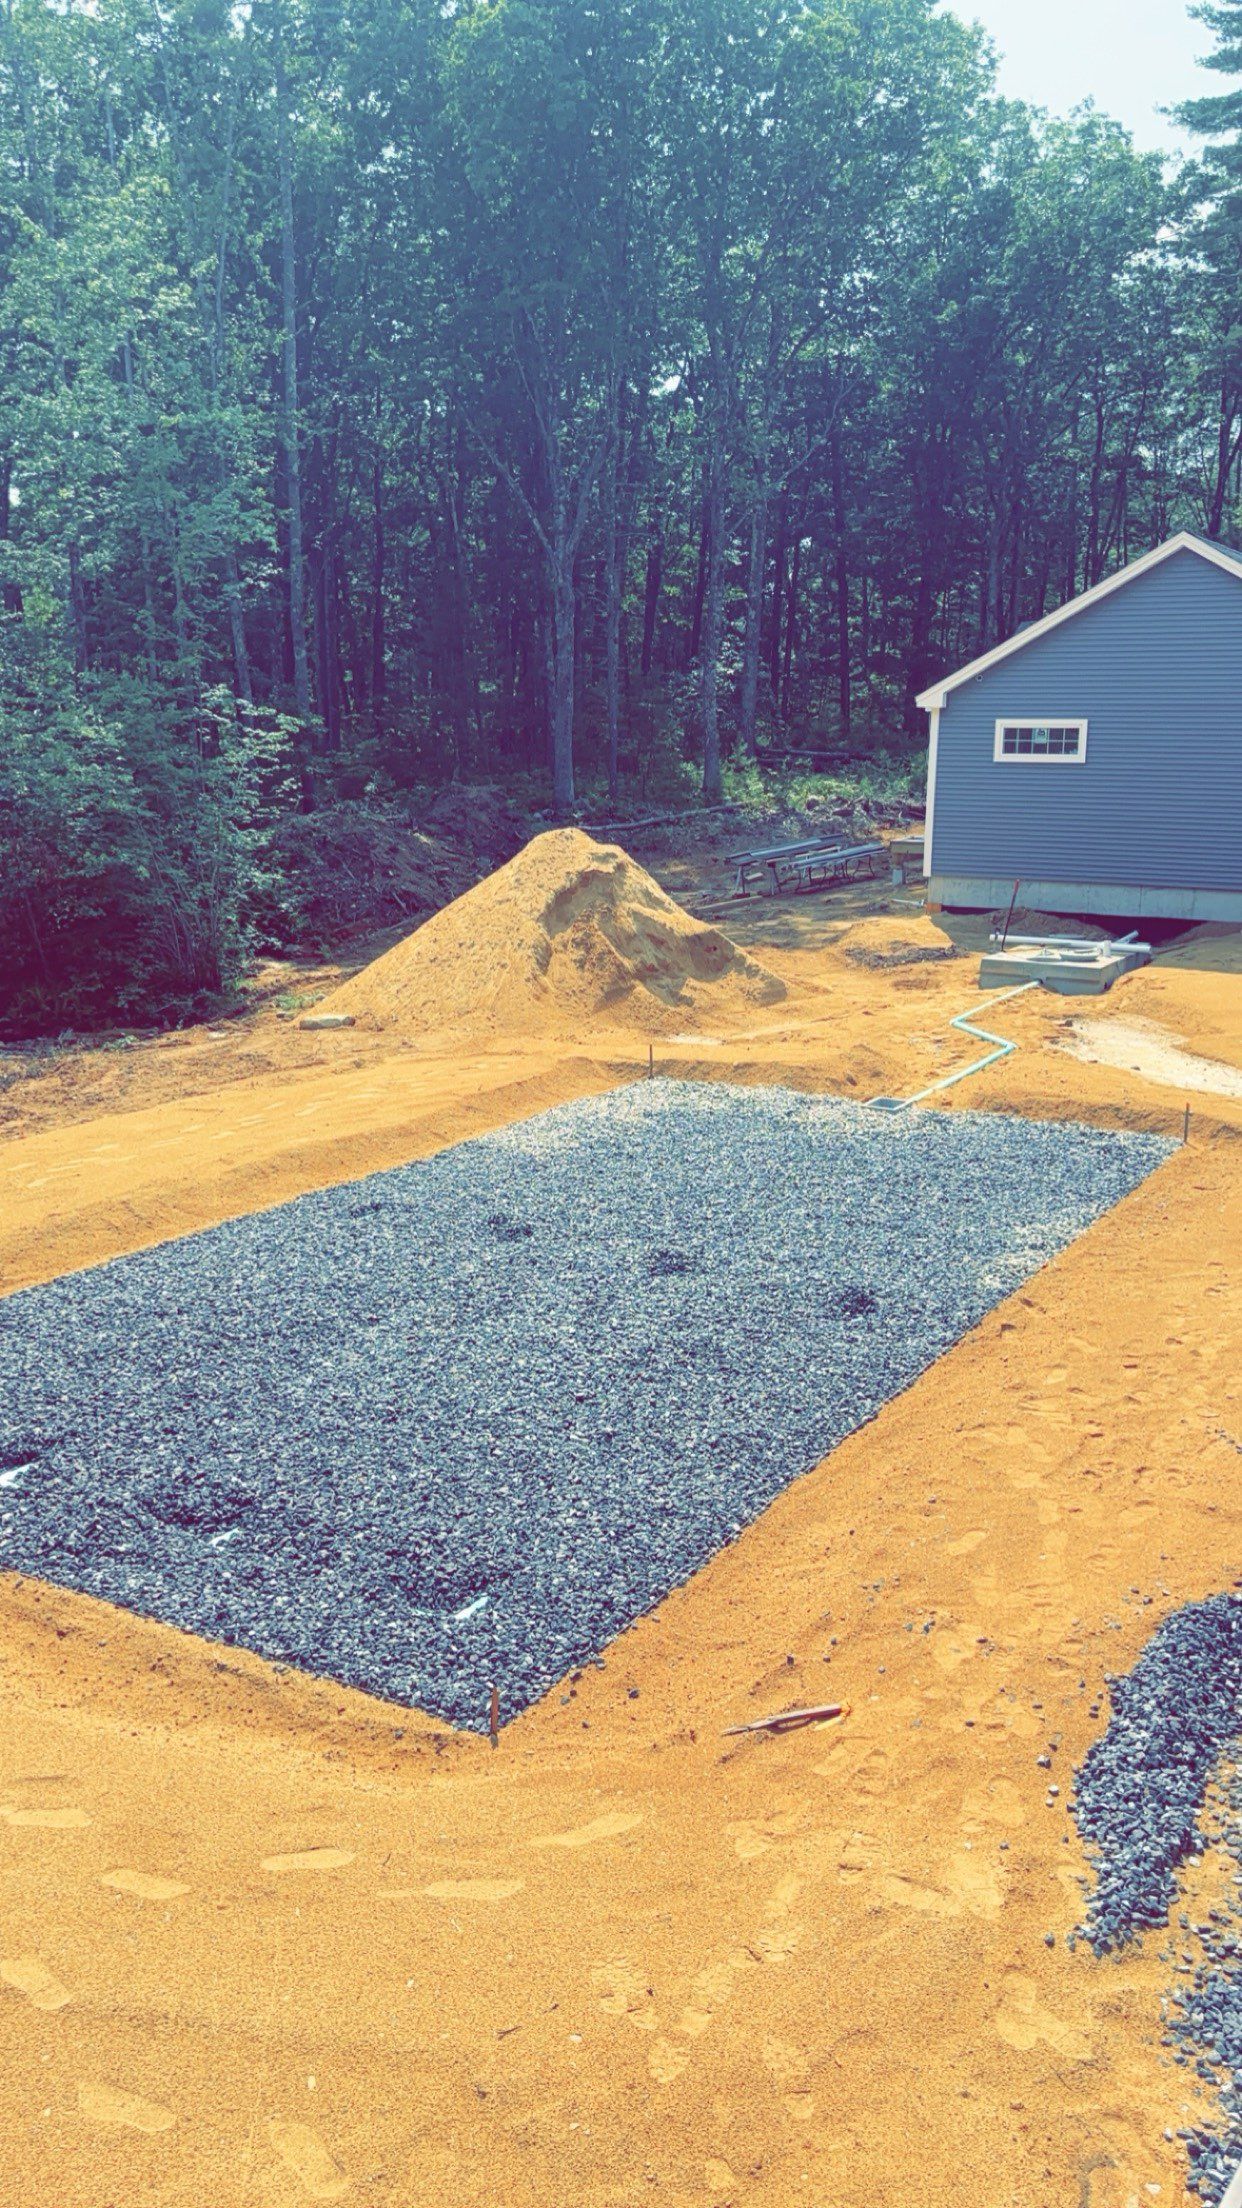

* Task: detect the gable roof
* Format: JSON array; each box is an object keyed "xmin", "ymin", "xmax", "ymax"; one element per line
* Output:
[{"xmin": 915, "ymin": 533, "xmax": 1242, "ymax": 713}]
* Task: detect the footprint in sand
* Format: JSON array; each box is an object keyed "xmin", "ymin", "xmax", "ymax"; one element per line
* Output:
[
  {"xmin": 422, "ymin": 1879, "xmax": 524, "ymax": 1903},
  {"xmin": 738, "ymin": 1924, "xmax": 801, "ymax": 1964},
  {"xmin": 932, "ymin": 1634, "xmax": 983, "ymax": 1676},
  {"xmin": 995, "ymin": 1974, "xmax": 1092, "ymax": 2061},
  {"xmin": 946, "ymin": 1530, "xmax": 988, "ymax": 1557},
  {"xmin": 1119, "ymin": 1502, "xmax": 1158, "ymax": 1530},
  {"xmin": 268, "ymin": 2119, "xmax": 351, "ymax": 2200},
  {"xmin": 100, "ymin": 1870, "xmax": 191, "ymax": 1903},
  {"xmin": 689, "ymin": 1959, "xmax": 740, "ymax": 2014},
  {"xmin": 944, "ymin": 1850, "xmax": 1005, "ymax": 1914},
  {"xmin": 761, "ymin": 2033, "xmax": 811, "ymax": 2090},
  {"xmin": 961, "ymin": 1777, "xmax": 1026, "ymax": 1830},
  {"xmin": 766, "ymin": 1873, "xmax": 802, "ymax": 1916},
  {"xmin": 529, "ymin": 1812, "xmax": 642, "ymax": 1850},
  {"xmin": 1, "ymin": 1805, "xmax": 90, "ymax": 1830},
  {"xmin": 261, "ymin": 1849, "xmax": 355, "ymax": 1874},
  {"xmin": 592, "ymin": 1961, "xmax": 659, "ymax": 2032},
  {"xmin": 78, "ymin": 2081, "xmax": 176, "ymax": 2134},
  {"xmin": 647, "ymin": 2038, "xmax": 690, "ymax": 2084},
  {"xmin": 726, "ymin": 1811, "xmax": 800, "ymax": 1861},
  {"xmin": 876, "ymin": 1871, "xmax": 955, "ymax": 1916},
  {"xmin": 835, "ymin": 1832, "xmax": 879, "ymax": 1883},
  {"xmin": 1083, "ymin": 2168, "xmax": 1145, "ymax": 2208},
  {"xmin": 1, "ymin": 1956, "xmax": 72, "ymax": 2011}
]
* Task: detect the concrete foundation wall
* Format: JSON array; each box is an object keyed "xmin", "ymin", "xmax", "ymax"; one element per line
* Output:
[{"xmin": 929, "ymin": 876, "xmax": 1242, "ymax": 924}]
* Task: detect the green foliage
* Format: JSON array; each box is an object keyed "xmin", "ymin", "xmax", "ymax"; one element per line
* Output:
[{"xmin": 0, "ymin": 635, "xmax": 295, "ymax": 1027}]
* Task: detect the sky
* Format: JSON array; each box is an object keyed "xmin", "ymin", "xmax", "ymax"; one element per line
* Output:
[{"xmin": 944, "ymin": 0, "xmax": 1215, "ymax": 155}]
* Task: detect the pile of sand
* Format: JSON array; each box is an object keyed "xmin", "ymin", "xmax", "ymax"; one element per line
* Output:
[{"xmin": 316, "ymin": 828, "xmax": 785, "ymax": 1038}]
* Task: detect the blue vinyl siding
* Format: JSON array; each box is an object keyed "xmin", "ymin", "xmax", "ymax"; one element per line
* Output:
[{"xmin": 931, "ymin": 548, "xmax": 1242, "ymax": 893}]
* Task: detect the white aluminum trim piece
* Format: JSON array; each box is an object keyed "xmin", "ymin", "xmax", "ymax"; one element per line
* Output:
[{"xmin": 924, "ymin": 705, "xmax": 940, "ymax": 876}]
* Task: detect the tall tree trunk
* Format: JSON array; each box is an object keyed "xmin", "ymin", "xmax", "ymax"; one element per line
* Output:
[
  {"xmin": 117, "ymin": 326, "xmax": 160, "ymax": 684},
  {"xmin": 906, "ymin": 549, "xmax": 934, "ymax": 738},
  {"xmin": 699, "ymin": 421, "xmax": 726, "ymax": 804},
  {"xmin": 338, "ymin": 559, "xmax": 365, "ymax": 712},
  {"xmin": 641, "ymin": 507, "xmax": 663, "ymax": 676},
  {"xmin": 739, "ymin": 484, "xmax": 767, "ymax": 754},
  {"xmin": 780, "ymin": 528, "xmax": 801, "ymax": 725},
  {"xmin": 444, "ymin": 494, "xmax": 477, "ymax": 771},
  {"xmin": 312, "ymin": 545, "xmax": 341, "ymax": 750},
  {"xmin": 224, "ymin": 548, "xmax": 253, "ymax": 708},
  {"xmin": 371, "ymin": 450, "xmax": 386, "ymax": 742},
  {"xmin": 1207, "ymin": 379, "xmax": 1241, "ymax": 539},
  {"xmin": 1085, "ymin": 399, "xmax": 1106, "ymax": 586},
  {"xmin": 768, "ymin": 490, "xmax": 788, "ymax": 707},
  {"xmin": 688, "ymin": 480, "xmax": 709, "ymax": 666},
  {"xmin": 602, "ymin": 412, "xmax": 624, "ymax": 803},
  {"xmin": 550, "ymin": 550, "xmax": 576, "ymax": 813},
  {"xmin": 981, "ymin": 512, "xmax": 1003, "ymax": 651},
  {"xmin": 275, "ymin": 13, "xmax": 311, "ymax": 720},
  {"xmin": 829, "ymin": 429, "xmax": 850, "ymax": 742},
  {"xmin": 0, "ymin": 453, "xmax": 21, "ymax": 613}
]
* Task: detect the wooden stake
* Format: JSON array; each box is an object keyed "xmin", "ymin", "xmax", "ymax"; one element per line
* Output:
[
  {"xmin": 723, "ymin": 1702, "xmax": 848, "ymax": 1739},
  {"xmin": 488, "ymin": 1684, "xmax": 500, "ymax": 1750},
  {"xmin": 648, "ymin": 1042, "xmax": 654, "ymax": 1079},
  {"xmin": 1000, "ymin": 878, "xmax": 1021, "ymax": 949},
  {"xmin": 1183, "ymin": 1102, "xmax": 1191, "ymax": 1145}
]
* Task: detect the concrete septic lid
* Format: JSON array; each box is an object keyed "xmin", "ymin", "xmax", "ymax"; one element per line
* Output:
[{"xmin": 979, "ymin": 945, "xmax": 1151, "ymax": 997}]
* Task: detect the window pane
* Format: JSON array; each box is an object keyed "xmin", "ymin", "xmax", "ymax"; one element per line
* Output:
[{"xmin": 998, "ymin": 722, "xmax": 1082, "ymax": 758}]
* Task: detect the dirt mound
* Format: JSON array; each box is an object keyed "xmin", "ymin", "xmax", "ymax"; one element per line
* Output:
[
  {"xmin": 830, "ymin": 918, "xmax": 959, "ymax": 971},
  {"xmin": 316, "ymin": 829, "xmax": 786, "ymax": 1038},
  {"xmin": 837, "ymin": 915, "xmax": 961, "ymax": 971}
]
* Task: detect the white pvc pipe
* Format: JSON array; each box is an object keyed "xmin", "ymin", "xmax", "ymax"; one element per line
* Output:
[{"xmin": 900, "ymin": 983, "xmax": 1041, "ymax": 1107}]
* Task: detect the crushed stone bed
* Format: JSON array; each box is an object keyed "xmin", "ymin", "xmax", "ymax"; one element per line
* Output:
[
  {"xmin": 0, "ymin": 1080, "xmax": 1169, "ymax": 1727},
  {"xmin": 1073, "ymin": 1593, "xmax": 1242, "ymax": 2202}
]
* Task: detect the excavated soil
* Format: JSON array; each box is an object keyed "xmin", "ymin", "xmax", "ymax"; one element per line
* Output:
[
  {"xmin": 316, "ymin": 828, "xmax": 785, "ymax": 1038},
  {"xmin": 0, "ymin": 860, "xmax": 1239, "ymax": 2208}
]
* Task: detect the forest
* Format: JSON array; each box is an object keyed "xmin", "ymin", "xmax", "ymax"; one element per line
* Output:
[{"xmin": 1, "ymin": 0, "xmax": 1240, "ymax": 1027}]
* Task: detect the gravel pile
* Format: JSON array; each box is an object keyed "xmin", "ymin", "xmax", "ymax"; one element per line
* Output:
[
  {"xmin": 1076, "ymin": 1595, "xmax": 1242, "ymax": 1950},
  {"xmin": 0, "ymin": 1080, "xmax": 1167, "ymax": 1727},
  {"xmin": 1073, "ymin": 1594, "xmax": 1242, "ymax": 2202}
]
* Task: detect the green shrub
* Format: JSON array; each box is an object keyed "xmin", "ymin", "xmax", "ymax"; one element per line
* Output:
[{"xmin": 0, "ymin": 658, "xmax": 294, "ymax": 1032}]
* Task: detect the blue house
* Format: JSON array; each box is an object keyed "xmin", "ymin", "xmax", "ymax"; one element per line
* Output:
[{"xmin": 917, "ymin": 532, "xmax": 1242, "ymax": 924}]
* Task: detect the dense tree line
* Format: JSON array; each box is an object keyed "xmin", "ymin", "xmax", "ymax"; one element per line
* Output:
[{"xmin": 0, "ymin": 0, "xmax": 1239, "ymax": 1024}]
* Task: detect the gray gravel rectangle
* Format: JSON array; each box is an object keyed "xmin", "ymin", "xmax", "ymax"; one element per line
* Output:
[{"xmin": 0, "ymin": 1081, "xmax": 1170, "ymax": 1727}]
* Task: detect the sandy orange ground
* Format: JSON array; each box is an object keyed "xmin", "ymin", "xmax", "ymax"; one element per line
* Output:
[{"xmin": 1, "ymin": 891, "xmax": 1240, "ymax": 2207}]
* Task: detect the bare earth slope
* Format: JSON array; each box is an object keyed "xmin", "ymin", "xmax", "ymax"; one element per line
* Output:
[{"xmin": 317, "ymin": 827, "xmax": 785, "ymax": 1037}]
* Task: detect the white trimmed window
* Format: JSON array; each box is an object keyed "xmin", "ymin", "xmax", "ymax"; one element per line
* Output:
[{"xmin": 994, "ymin": 719, "xmax": 1087, "ymax": 762}]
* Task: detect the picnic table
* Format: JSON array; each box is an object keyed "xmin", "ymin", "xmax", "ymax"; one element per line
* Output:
[{"xmin": 729, "ymin": 836, "xmax": 888, "ymax": 897}]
